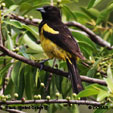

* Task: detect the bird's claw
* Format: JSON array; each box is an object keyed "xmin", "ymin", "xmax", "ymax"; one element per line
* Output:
[{"xmin": 39, "ymin": 59, "xmax": 49, "ymax": 70}]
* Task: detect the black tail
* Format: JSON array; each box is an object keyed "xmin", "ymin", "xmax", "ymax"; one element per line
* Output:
[{"xmin": 66, "ymin": 58, "xmax": 84, "ymax": 94}]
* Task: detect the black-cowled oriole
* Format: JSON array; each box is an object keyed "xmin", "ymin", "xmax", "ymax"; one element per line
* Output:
[{"xmin": 37, "ymin": 5, "xmax": 85, "ymax": 94}]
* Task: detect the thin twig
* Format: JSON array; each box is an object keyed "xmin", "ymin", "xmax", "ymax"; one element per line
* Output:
[
  {"xmin": 0, "ymin": 99, "xmax": 103, "ymax": 106},
  {"xmin": 81, "ymin": 62, "xmax": 90, "ymax": 68},
  {"xmin": 0, "ymin": 45, "xmax": 107, "ymax": 85}
]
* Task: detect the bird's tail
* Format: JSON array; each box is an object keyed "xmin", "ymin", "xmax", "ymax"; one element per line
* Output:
[{"xmin": 66, "ymin": 58, "xmax": 84, "ymax": 94}]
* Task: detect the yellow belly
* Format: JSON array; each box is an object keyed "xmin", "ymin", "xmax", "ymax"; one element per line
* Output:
[{"xmin": 40, "ymin": 34, "xmax": 71, "ymax": 61}]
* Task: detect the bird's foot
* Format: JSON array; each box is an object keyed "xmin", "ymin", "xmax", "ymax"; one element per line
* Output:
[{"xmin": 39, "ymin": 59, "xmax": 50, "ymax": 70}]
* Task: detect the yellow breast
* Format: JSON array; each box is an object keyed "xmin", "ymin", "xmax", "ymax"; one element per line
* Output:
[{"xmin": 40, "ymin": 24, "xmax": 72, "ymax": 61}]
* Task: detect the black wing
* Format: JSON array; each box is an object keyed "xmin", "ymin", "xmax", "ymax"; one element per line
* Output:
[{"xmin": 42, "ymin": 22, "xmax": 85, "ymax": 60}]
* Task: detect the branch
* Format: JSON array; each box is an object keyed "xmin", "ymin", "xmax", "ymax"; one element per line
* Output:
[
  {"xmin": 0, "ymin": 102, "xmax": 26, "ymax": 113},
  {"xmin": 9, "ymin": 14, "xmax": 40, "ymax": 26},
  {"xmin": 0, "ymin": 45, "xmax": 67, "ymax": 77},
  {"xmin": 81, "ymin": 76, "xmax": 106, "ymax": 85},
  {"xmin": 0, "ymin": 45, "xmax": 106, "ymax": 86},
  {"xmin": 0, "ymin": 107, "xmax": 26, "ymax": 113},
  {"xmin": 0, "ymin": 99, "xmax": 103, "ymax": 106},
  {"xmin": 6, "ymin": 14, "xmax": 113, "ymax": 49},
  {"xmin": 65, "ymin": 22, "xmax": 113, "ymax": 50},
  {"xmin": 6, "ymin": 109, "xmax": 26, "ymax": 113}
]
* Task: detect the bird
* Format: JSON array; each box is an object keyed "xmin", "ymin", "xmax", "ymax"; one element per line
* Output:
[{"xmin": 36, "ymin": 5, "xmax": 85, "ymax": 94}]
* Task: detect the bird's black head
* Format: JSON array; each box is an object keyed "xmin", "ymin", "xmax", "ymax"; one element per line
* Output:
[{"xmin": 36, "ymin": 6, "xmax": 61, "ymax": 21}]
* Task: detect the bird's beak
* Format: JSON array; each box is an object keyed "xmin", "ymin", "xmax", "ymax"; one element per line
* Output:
[{"xmin": 36, "ymin": 7, "xmax": 45, "ymax": 13}]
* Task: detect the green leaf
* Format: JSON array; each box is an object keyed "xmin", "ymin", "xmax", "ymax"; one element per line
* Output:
[
  {"xmin": 88, "ymin": 0, "xmax": 96, "ymax": 9},
  {"xmin": 4, "ymin": 79, "xmax": 14, "ymax": 96},
  {"xmin": 104, "ymin": 78, "xmax": 113, "ymax": 93},
  {"xmin": 97, "ymin": 90, "xmax": 109, "ymax": 101},
  {"xmin": 96, "ymin": 3, "xmax": 113, "ymax": 24},
  {"xmin": 35, "ymin": 69, "xmax": 39, "ymax": 87},
  {"xmin": 22, "ymin": 34, "xmax": 43, "ymax": 53},
  {"xmin": 103, "ymin": 31, "xmax": 111, "ymax": 41},
  {"xmin": 107, "ymin": 3, "xmax": 113, "ymax": 12},
  {"xmin": 63, "ymin": 5, "xmax": 77, "ymax": 20},
  {"xmin": 72, "ymin": 31, "xmax": 97, "ymax": 52},
  {"xmin": 94, "ymin": 109, "xmax": 108, "ymax": 113},
  {"xmin": 3, "ymin": 20, "xmax": 22, "ymax": 29},
  {"xmin": 4, "ymin": 20, "xmax": 39, "ymax": 39},
  {"xmin": 74, "ymin": 0, "xmax": 79, "ymax": 2},
  {"xmin": 87, "ymin": 67, "xmax": 97, "ymax": 77},
  {"xmin": 77, "ymin": 89, "xmax": 99, "ymax": 97},
  {"xmin": 33, "ymin": 1, "xmax": 50, "ymax": 7},
  {"xmin": 75, "ymin": 12, "xmax": 91, "ymax": 24},
  {"xmin": 19, "ymin": 2, "xmax": 32, "ymax": 13},
  {"xmin": 93, "ymin": 0, "xmax": 104, "ymax": 7},
  {"xmin": 48, "ymin": 104, "xmax": 57, "ymax": 113},
  {"xmin": 24, "ymin": 65, "xmax": 33, "ymax": 99},
  {"xmin": 96, "ymin": 10, "xmax": 109, "ymax": 25},
  {"xmin": 0, "ymin": 63, "xmax": 12, "ymax": 85},
  {"xmin": 17, "ymin": 67, "xmax": 25, "ymax": 99},
  {"xmin": 104, "ymin": 65, "xmax": 113, "ymax": 93},
  {"xmin": 78, "ymin": 83, "xmax": 105, "ymax": 98},
  {"xmin": 79, "ymin": 47, "xmax": 90, "ymax": 58},
  {"xmin": 88, "ymin": 0, "xmax": 102, "ymax": 9},
  {"xmin": 87, "ymin": 59, "xmax": 101, "ymax": 77},
  {"xmin": 19, "ymin": 46, "xmax": 30, "ymax": 59},
  {"xmin": 6, "ymin": 32, "xmax": 14, "ymax": 50},
  {"xmin": 77, "ymin": 40, "xmax": 96, "ymax": 58},
  {"xmin": 81, "ymin": 7, "xmax": 99, "ymax": 19},
  {"xmin": 78, "ymin": 41, "xmax": 94, "ymax": 56},
  {"xmin": 55, "ymin": 76, "xmax": 63, "ymax": 93},
  {"xmin": 0, "ymin": 56, "xmax": 11, "ymax": 64},
  {"xmin": 22, "ymin": 25, "xmax": 39, "ymax": 39},
  {"xmin": 11, "ymin": 62, "xmax": 25, "ymax": 98},
  {"xmin": 4, "ymin": 0, "xmax": 14, "ymax": 7},
  {"xmin": 86, "ymin": 83, "xmax": 107, "ymax": 91},
  {"xmin": 3, "ymin": 5, "xmax": 18, "ymax": 17},
  {"xmin": 61, "ymin": 77, "xmax": 71, "ymax": 98},
  {"xmin": 107, "ymin": 65, "xmax": 113, "ymax": 79},
  {"xmin": 0, "ymin": 10, "xmax": 1, "ymax": 19},
  {"xmin": 11, "ymin": 62, "xmax": 21, "ymax": 88},
  {"xmin": 71, "ymin": 0, "xmax": 79, "ymax": 2},
  {"xmin": 0, "ymin": 63, "xmax": 12, "ymax": 77},
  {"xmin": 28, "ymin": 52, "xmax": 47, "ymax": 60}
]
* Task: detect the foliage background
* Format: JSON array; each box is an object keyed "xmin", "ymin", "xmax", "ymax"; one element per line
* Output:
[{"xmin": 1, "ymin": 0, "xmax": 113, "ymax": 113}]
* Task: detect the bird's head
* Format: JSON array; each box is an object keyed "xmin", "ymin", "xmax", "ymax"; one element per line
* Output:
[{"xmin": 36, "ymin": 5, "xmax": 61, "ymax": 21}]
